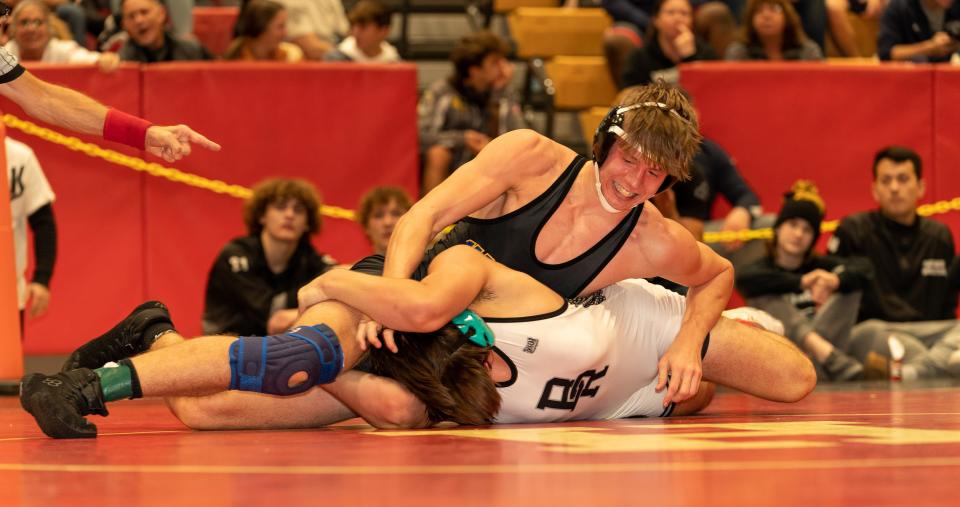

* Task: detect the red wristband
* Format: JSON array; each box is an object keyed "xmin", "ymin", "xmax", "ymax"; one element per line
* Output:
[{"xmin": 103, "ymin": 109, "xmax": 153, "ymax": 149}]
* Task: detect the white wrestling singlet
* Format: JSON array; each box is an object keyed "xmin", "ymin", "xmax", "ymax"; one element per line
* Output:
[{"xmin": 487, "ymin": 278, "xmax": 688, "ymax": 424}]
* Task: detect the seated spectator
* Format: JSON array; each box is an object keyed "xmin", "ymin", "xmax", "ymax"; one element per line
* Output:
[
  {"xmin": 118, "ymin": 0, "xmax": 212, "ymax": 62},
  {"xmin": 357, "ymin": 186, "xmax": 412, "ymax": 256},
  {"xmin": 621, "ymin": 0, "xmax": 718, "ymax": 87},
  {"xmin": 736, "ymin": 181, "xmax": 868, "ymax": 381},
  {"xmin": 725, "ymin": 0, "xmax": 824, "ymax": 60},
  {"xmin": 828, "ymin": 146, "xmax": 960, "ymax": 380},
  {"xmin": 877, "ymin": 0, "xmax": 959, "ymax": 62},
  {"xmin": 4, "ymin": 1, "xmax": 120, "ymax": 71},
  {"xmin": 225, "ymin": 0, "xmax": 303, "ymax": 61},
  {"xmin": 324, "ymin": 0, "xmax": 400, "ymax": 63},
  {"xmin": 603, "ymin": 0, "xmax": 736, "ymax": 87},
  {"xmin": 7, "ymin": 137, "xmax": 57, "ymax": 333},
  {"xmin": 418, "ymin": 30, "xmax": 525, "ymax": 193},
  {"xmin": 830, "ymin": 146, "xmax": 955, "ymax": 323},
  {"xmin": 276, "ymin": 0, "xmax": 349, "ymax": 60},
  {"xmin": 202, "ymin": 178, "xmax": 337, "ymax": 337}
]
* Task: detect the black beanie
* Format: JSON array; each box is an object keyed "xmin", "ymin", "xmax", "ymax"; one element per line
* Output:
[{"xmin": 774, "ymin": 181, "xmax": 825, "ymax": 245}]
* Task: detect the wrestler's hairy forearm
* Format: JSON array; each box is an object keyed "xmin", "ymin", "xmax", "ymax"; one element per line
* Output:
[{"xmin": 677, "ymin": 243, "xmax": 735, "ymax": 346}]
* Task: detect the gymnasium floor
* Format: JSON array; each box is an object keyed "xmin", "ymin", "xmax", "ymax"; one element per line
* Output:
[{"xmin": 2, "ymin": 382, "xmax": 959, "ymax": 506}]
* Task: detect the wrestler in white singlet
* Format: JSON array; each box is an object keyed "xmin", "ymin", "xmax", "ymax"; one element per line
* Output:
[{"xmin": 488, "ymin": 278, "xmax": 693, "ymax": 423}]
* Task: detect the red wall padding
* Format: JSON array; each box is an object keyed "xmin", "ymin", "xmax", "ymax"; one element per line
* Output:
[
  {"xmin": 10, "ymin": 62, "xmax": 957, "ymax": 353},
  {"xmin": 9, "ymin": 62, "xmax": 419, "ymax": 354},
  {"xmin": 933, "ymin": 66, "xmax": 960, "ymax": 237},
  {"xmin": 679, "ymin": 62, "xmax": 954, "ymax": 249}
]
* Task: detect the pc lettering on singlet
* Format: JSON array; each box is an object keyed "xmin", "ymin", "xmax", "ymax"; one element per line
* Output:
[{"xmin": 537, "ymin": 366, "xmax": 608, "ymax": 410}]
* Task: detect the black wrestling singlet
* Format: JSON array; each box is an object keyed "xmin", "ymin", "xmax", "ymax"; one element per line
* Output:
[{"xmin": 418, "ymin": 155, "xmax": 643, "ymax": 298}]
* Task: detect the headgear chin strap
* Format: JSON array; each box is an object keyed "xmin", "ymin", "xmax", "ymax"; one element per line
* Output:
[
  {"xmin": 594, "ymin": 161, "xmax": 627, "ymax": 214},
  {"xmin": 593, "ymin": 102, "xmax": 689, "ymax": 196}
]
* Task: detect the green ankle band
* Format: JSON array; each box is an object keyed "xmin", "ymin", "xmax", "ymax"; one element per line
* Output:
[{"xmin": 94, "ymin": 364, "xmax": 134, "ymax": 402}]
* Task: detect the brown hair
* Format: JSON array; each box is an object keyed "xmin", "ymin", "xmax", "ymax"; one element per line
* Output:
[
  {"xmin": 368, "ymin": 325, "xmax": 500, "ymax": 425},
  {"xmin": 356, "ymin": 186, "xmax": 413, "ymax": 228},
  {"xmin": 348, "ymin": 0, "xmax": 391, "ymax": 27},
  {"xmin": 243, "ymin": 178, "xmax": 322, "ymax": 237},
  {"xmin": 608, "ymin": 83, "xmax": 701, "ymax": 181},
  {"xmin": 225, "ymin": 0, "xmax": 285, "ymax": 59},
  {"xmin": 450, "ymin": 30, "xmax": 510, "ymax": 83},
  {"xmin": 741, "ymin": 0, "xmax": 808, "ymax": 52}
]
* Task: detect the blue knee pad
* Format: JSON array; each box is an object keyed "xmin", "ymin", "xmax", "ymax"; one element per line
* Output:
[{"xmin": 228, "ymin": 324, "xmax": 344, "ymax": 396}]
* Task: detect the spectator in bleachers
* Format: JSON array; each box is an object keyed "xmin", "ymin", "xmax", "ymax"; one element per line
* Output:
[
  {"xmin": 324, "ymin": 0, "xmax": 400, "ymax": 63},
  {"xmin": 118, "ymin": 0, "xmax": 213, "ymax": 62},
  {"xmin": 736, "ymin": 181, "xmax": 868, "ymax": 381},
  {"xmin": 418, "ymin": 30, "xmax": 526, "ymax": 193},
  {"xmin": 877, "ymin": 0, "xmax": 959, "ymax": 61},
  {"xmin": 109, "ymin": 0, "xmax": 193, "ymax": 40},
  {"xmin": 202, "ymin": 178, "xmax": 337, "ymax": 337},
  {"xmin": 603, "ymin": 0, "xmax": 737, "ymax": 87},
  {"xmin": 725, "ymin": 0, "xmax": 824, "ymax": 59},
  {"xmin": 357, "ymin": 186, "xmax": 413, "ymax": 256},
  {"xmin": 621, "ymin": 0, "xmax": 718, "ymax": 87},
  {"xmin": 4, "ymin": 1, "xmax": 120, "ymax": 71},
  {"xmin": 827, "ymin": 146, "xmax": 960, "ymax": 380},
  {"xmin": 275, "ymin": 0, "xmax": 349, "ymax": 60},
  {"xmin": 225, "ymin": 0, "xmax": 303, "ymax": 61},
  {"xmin": 7, "ymin": 137, "xmax": 57, "ymax": 333}
]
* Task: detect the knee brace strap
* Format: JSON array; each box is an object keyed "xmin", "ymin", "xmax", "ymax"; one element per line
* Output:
[{"xmin": 228, "ymin": 324, "xmax": 344, "ymax": 396}]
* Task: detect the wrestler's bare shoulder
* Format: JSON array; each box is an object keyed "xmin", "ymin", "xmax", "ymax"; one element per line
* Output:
[{"xmin": 490, "ymin": 130, "xmax": 579, "ymax": 209}]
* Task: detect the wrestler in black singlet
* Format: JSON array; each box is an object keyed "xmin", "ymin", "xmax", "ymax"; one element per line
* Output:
[{"xmin": 353, "ymin": 155, "xmax": 643, "ymax": 299}]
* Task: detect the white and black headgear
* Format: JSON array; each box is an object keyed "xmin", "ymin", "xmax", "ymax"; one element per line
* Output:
[{"xmin": 592, "ymin": 102, "xmax": 692, "ymax": 195}]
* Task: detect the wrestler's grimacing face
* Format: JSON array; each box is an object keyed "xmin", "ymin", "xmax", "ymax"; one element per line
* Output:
[{"xmin": 597, "ymin": 141, "xmax": 667, "ymax": 211}]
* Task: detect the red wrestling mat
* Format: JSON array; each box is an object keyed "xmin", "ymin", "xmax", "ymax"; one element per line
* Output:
[{"xmin": 2, "ymin": 385, "xmax": 959, "ymax": 506}]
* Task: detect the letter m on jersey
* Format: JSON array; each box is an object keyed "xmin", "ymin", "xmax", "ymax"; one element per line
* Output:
[{"xmin": 536, "ymin": 366, "xmax": 609, "ymax": 411}]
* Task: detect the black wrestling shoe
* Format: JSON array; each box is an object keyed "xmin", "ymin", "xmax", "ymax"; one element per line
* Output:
[
  {"xmin": 20, "ymin": 369, "xmax": 108, "ymax": 439},
  {"xmin": 822, "ymin": 349, "xmax": 864, "ymax": 382},
  {"xmin": 62, "ymin": 301, "xmax": 174, "ymax": 372}
]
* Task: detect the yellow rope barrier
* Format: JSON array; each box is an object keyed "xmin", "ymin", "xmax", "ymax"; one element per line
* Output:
[
  {"xmin": 10, "ymin": 113, "xmax": 959, "ymax": 237},
  {"xmin": 2, "ymin": 114, "xmax": 356, "ymax": 221},
  {"xmin": 703, "ymin": 197, "xmax": 960, "ymax": 244}
]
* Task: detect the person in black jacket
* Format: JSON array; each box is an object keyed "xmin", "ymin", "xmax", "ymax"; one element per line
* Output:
[
  {"xmin": 201, "ymin": 178, "xmax": 336, "ymax": 337},
  {"xmin": 829, "ymin": 146, "xmax": 956, "ymax": 323},
  {"xmin": 827, "ymin": 146, "xmax": 960, "ymax": 380},
  {"xmin": 736, "ymin": 181, "xmax": 868, "ymax": 381}
]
